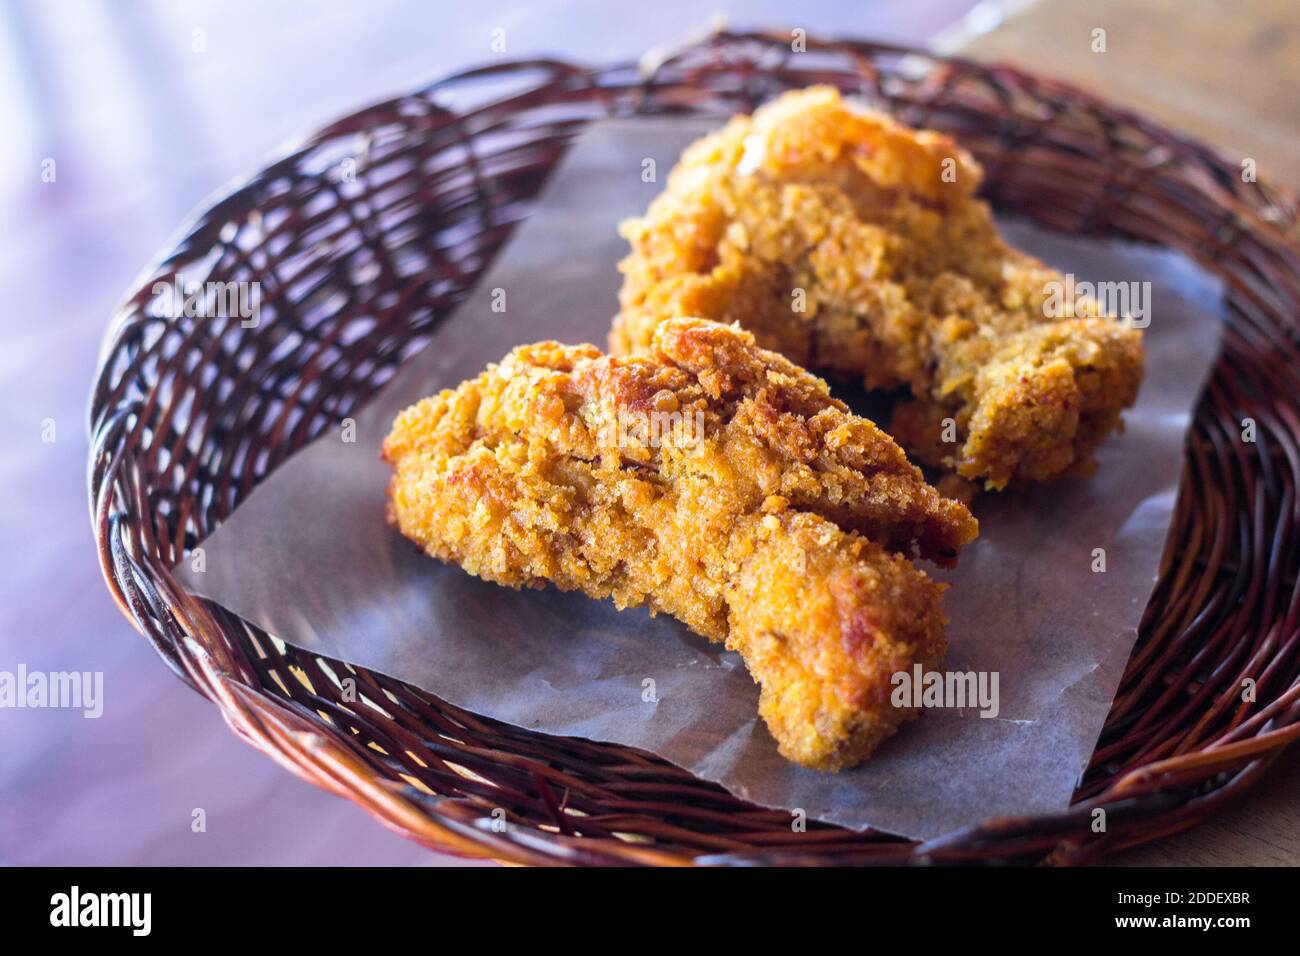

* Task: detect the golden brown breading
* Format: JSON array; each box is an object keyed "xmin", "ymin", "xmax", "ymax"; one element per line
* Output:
[
  {"xmin": 612, "ymin": 86, "xmax": 1145, "ymax": 489},
  {"xmin": 383, "ymin": 318, "xmax": 978, "ymax": 770}
]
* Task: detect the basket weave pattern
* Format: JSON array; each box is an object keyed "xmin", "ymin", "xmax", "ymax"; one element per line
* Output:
[{"xmin": 89, "ymin": 31, "xmax": 1300, "ymax": 865}]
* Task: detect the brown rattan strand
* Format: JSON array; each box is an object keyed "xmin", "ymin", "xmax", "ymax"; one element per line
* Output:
[{"xmin": 88, "ymin": 30, "xmax": 1300, "ymax": 866}]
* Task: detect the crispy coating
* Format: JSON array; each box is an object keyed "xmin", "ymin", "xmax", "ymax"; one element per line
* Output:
[
  {"xmin": 612, "ymin": 86, "xmax": 1145, "ymax": 489},
  {"xmin": 383, "ymin": 318, "xmax": 978, "ymax": 770}
]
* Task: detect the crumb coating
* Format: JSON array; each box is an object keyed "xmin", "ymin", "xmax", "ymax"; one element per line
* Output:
[
  {"xmin": 384, "ymin": 318, "xmax": 978, "ymax": 770},
  {"xmin": 612, "ymin": 87, "xmax": 1145, "ymax": 489}
]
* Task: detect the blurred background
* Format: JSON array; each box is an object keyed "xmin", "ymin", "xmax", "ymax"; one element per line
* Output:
[{"xmin": 2, "ymin": 0, "xmax": 1296, "ymax": 865}]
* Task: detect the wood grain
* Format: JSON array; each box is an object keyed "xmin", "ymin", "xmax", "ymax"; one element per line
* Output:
[{"xmin": 954, "ymin": 0, "xmax": 1300, "ymax": 186}]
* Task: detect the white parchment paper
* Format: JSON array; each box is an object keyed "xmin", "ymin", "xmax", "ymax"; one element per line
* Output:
[{"xmin": 177, "ymin": 118, "xmax": 1223, "ymax": 841}]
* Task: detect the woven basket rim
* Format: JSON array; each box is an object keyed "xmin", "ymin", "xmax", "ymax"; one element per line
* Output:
[{"xmin": 88, "ymin": 29, "xmax": 1300, "ymax": 866}]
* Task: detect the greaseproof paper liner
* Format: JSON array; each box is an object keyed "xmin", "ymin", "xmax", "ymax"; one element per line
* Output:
[{"xmin": 178, "ymin": 119, "xmax": 1222, "ymax": 840}]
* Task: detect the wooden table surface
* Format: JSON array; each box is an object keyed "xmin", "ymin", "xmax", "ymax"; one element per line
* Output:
[{"xmin": 951, "ymin": 0, "xmax": 1300, "ymax": 185}]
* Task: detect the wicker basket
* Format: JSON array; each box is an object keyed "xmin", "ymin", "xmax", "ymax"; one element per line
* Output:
[{"xmin": 89, "ymin": 30, "xmax": 1300, "ymax": 865}]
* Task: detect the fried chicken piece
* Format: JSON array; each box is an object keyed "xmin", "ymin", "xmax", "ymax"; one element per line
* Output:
[
  {"xmin": 383, "ymin": 318, "xmax": 978, "ymax": 770},
  {"xmin": 612, "ymin": 86, "xmax": 1145, "ymax": 489}
]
